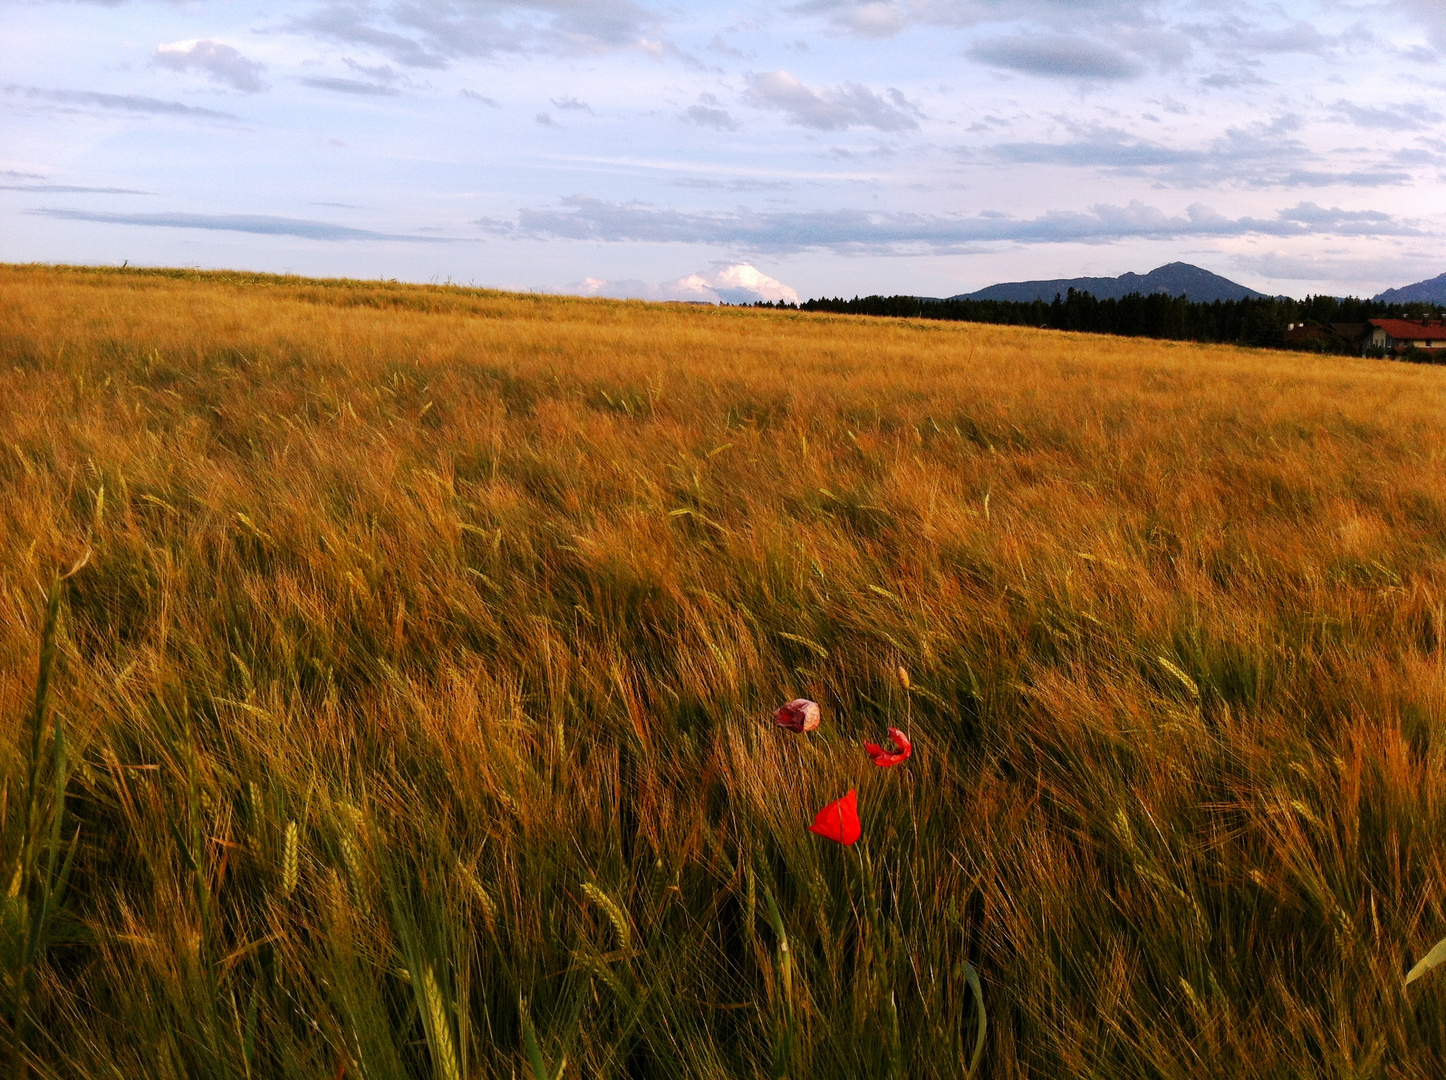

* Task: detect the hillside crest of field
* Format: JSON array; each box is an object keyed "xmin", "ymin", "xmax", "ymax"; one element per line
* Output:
[{"xmin": 3, "ymin": 262, "xmax": 1446, "ymax": 1078}]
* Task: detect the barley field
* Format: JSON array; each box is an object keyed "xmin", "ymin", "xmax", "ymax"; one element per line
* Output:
[{"xmin": 4, "ymin": 262, "xmax": 1446, "ymax": 1078}]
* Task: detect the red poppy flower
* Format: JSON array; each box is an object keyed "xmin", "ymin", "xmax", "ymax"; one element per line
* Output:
[
  {"xmin": 864, "ymin": 727, "xmax": 912, "ymax": 767},
  {"xmin": 774, "ymin": 698, "xmax": 821, "ymax": 733},
  {"xmin": 808, "ymin": 790, "xmax": 861, "ymax": 845}
]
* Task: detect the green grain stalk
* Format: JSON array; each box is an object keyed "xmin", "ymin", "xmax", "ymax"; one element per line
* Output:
[{"xmin": 7, "ymin": 575, "xmax": 81, "ymax": 1080}]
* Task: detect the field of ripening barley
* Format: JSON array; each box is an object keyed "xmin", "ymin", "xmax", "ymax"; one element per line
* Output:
[{"xmin": 4, "ymin": 262, "xmax": 1446, "ymax": 1078}]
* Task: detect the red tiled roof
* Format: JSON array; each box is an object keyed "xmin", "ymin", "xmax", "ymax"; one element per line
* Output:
[{"xmin": 1369, "ymin": 318, "xmax": 1446, "ymax": 342}]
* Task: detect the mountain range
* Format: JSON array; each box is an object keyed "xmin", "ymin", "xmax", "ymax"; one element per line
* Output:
[
  {"xmin": 947, "ymin": 263, "xmax": 1446, "ymax": 305},
  {"xmin": 951, "ymin": 262, "xmax": 1268, "ymax": 303},
  {"xmin": 1373, "ymin": 272, "xmax": 1446, "ymax": 304}
]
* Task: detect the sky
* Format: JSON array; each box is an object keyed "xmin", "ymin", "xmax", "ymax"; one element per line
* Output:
[{"xmin": 3, "ymin": 0, "xmax": 1445, "ymax": 302}]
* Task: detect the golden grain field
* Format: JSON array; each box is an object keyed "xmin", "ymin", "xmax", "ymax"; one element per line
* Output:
[{"xmin": 3, "ymin": 262, "xmax": 1446, "ymax": 1078}]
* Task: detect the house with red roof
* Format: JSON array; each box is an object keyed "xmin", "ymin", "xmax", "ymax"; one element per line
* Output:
[{"xmin": 1366, "ymin": 318, "xmax": 1446, "ymax": 358}]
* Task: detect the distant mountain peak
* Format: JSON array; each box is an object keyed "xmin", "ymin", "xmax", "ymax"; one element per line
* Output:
[
  {"xmin": 953, "ymin": 263, "xmax": 1267, "ymax": 304},
  {"xmin": 1374, "ymin": 272, "xmax": 1446, "ymax": 304}
]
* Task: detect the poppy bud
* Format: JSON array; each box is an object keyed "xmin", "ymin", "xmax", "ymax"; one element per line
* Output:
[
  {"xmin": 774, "ymin": 698, "xmax": 821, "ymax": 733},
  {"xmin": 896, "ymin": 665, "xmax": 911, "ymax": 691}
]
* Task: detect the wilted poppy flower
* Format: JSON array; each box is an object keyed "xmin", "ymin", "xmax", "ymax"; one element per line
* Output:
[
  {"xmin": 774, "ymin": 698, "xmax": 821, "ymax": 733},
  {"xmin": 808, "ymin": 790, "xmax": 861, "ymax": 845},
  {"xmin": 864, "ymin": 727, "xmax": 912, "ymax": 768}
]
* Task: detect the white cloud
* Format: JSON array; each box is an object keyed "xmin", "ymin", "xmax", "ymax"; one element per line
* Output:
[
  {"xmin": 681, "ymin": 95, "xmax": 739, "ymax": 130},
  {"xmin": 968, "ymin": 35, "xmax": 1144, "ymax": 80},
  {"xmin": 1330, "ymin": 99, "xmax": 1442, "ymax": 132},
  {"xmin": 153, "ymin": 40, "xmax": 267, "ymax": 93},
  {"xmin": 978, "ymin": 118, "xmax": 1416, "ymax": 188},
  {"xmin": 793, "ymin": 0, "xmax": 1155, "ymax": 37},
  {"xmin": 3, "ymin": 83, "xmax": 237, "ymax": 118},
  {"xmin": 1229, "ymin": 248, "xmax": 1444, "ymax": 287},
  {"xmin": 817, "ymin": 1, "xmax": 907, "ymax": 38},
  {"xmin": 292, "ymin": 0, "xmax": 662, "ymax": 68},
  {"xmin": 300, "ymin": 75, "xmax": 401, "ymax": 95},
  {"xmin": 1396, "ymin": 0, "xmax": 1446, "ymax": 48},
  {"xmin": 501, "ymin": 195, "xmax": 1422, "ymax": 254},
  {"xmin": 744, "ymin": 71, "xmax": 919, "ymax": 131},
  {"xmin": 25, "ymin": 208, "xmax": 446, "ymax": 242},
  {"xmin": 569, "ymin": 263, "xmax": 799, "ymax": 303}
]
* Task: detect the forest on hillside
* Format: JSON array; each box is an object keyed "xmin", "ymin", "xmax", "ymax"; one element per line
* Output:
[{"xmin": 756, "ymin": 289, "xmax": 1446, "ymax": 356}]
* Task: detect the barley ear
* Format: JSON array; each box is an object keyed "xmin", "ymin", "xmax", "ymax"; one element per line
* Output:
[
  {"xmin": 457, "ymin": 859, "xmax": 498, "ymax": 933},
  {"xmin": 420, "ymin": 966, "xmax": 462, "ymax": 1080},
  {"xmin": 581, "ymin": 882, "xmax": 631, "ymax": 950},
  {"xmin": 1156, "ymin": 655, "xmax": 1200, "ymax": 697},
  {"xmin": 280, "ymin": 820, "xmax": 299, "ymax": 897}
]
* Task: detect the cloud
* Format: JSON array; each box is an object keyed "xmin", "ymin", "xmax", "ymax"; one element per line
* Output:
[
  {"xmin": 291, "ymin": 0, "xmax": 660, "ymax": 69},
  {"xmin": 681, "ymin": 101, "xmax": 739, "ymax": 131},
  {"xmin": 987, "ymin": 132, "xmax": 1199, "ymax": 169},
  {"xmin": 25, "ymin": 208, "xmax": 449, "ymax": 242},
  {"xmin": 460, "ymin": 89, "xmax": 500, "ymax": 105},
  {"xmin": 670, "ymin": 176, "xmax": 790, "ymax": 191},
  {"xmin": 981, "ymin": 121, "xmax": 1416, "ymax": 188},
  {"xmin": 968, "ymin": 35, "xmax": 1145, "ymax": 80},
  {"xmin": 793, "ymin": 0, "xmax": 1153, "ymax": 38},
  {"xmin": 1198, "ymin": 69, "xmax": 1268, "ymax": 89},
  {"xmin": 800, "ymin": 1, "xmax": 1193, "ymax": 71},
  {"xmin": 1331, "ymin": 99, "xmax": 1442, "ymax": 132},
  {"xmin": 796, "ymin": 0, "xmax": 1313, "ymax": 73},
  {"xmin": 1395, "ymin": 1, "xmax": 1446, "ymax": 49},
  {"xmin": 345, "ymin": 58, "xmax": 401, "ymax": 80},
  {"xmin": 744, "ymin": 71, "xmax": 919, "ymax": 131},
  {"xmin": 0, "ymin": 183, "xmax": 149, "ymax": 193},
  {"xmin": 1185, "ymin": 17, "xmax": 1339, "ymax": 59},
  {"xmin": 1398, "ymin": 44, "xmax": 1438, "ymax": 63},
  {"xmin": 1228, "ymin": 249, "xmax": 1443, "ymax": 289},
  {"xmin": 569, "ymin": 263, "xmax": 799, "ymax": 303},
  {"xmin": 807, "ymin": 1, "xmax": 908, "ymax": 38},
  {"xmin": 707, "ymin": 34, "xmax": 748, "ymax": 59},
  {"xmin": 299, "ymin": 76, "xmax": 401, "ymax": 96},
  {"xmin": 535, "ymin": 111, "xmax": 558, "ymax": 126},
  {"xmin": 294, "ymin": 6, "xmax": 451, "ymax": 68},
  {"xmin": 152, "ymin": 40, "xmax": 268, "ymax": 93},
  {"xmin": 493, "ymin": 194, "xmax": 1421, "ymax": 254},
  {"xmin": 551, "ymin": 95, "xmax": 591, "ymax": 111},
  {"xmin": 2, "ymin": 84, "xmax": 237, "ymax": 119}
]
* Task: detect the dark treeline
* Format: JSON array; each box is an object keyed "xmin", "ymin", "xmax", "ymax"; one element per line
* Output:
[{"xmin": 751, "ymin": 289, "xmax": 1446, "ymax": 354}]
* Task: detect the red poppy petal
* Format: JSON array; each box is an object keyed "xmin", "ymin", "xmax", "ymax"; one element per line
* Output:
[
  {"xmin": 864, "ymin": 728, "xmax": 913, "ymax": 767},
  {"xmin": 808, "ymin": 790, "xmax": 861, "ymax": 845}
]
